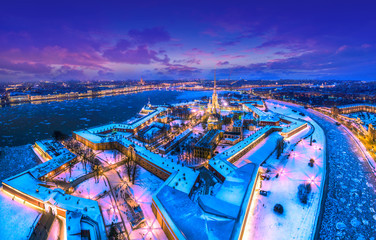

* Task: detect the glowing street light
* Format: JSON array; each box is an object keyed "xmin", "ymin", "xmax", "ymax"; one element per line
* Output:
[{"xmin": 308, "ymin": 176, "xmax": 316, "ymax": 185}]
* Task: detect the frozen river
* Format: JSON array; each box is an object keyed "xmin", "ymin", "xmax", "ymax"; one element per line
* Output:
[{"xmin": 0, "ymin": 90, "xmax": 216, "ymax": 147}]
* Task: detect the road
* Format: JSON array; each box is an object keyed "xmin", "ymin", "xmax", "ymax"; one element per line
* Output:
[{"xmin": 272, "ymin": 100, "xmax": 376, "ymax": 239}]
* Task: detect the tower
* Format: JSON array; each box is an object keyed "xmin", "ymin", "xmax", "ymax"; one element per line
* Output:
[{"xmin": 208, "ymin": 69, "xmax": 220, "ymax": 114}]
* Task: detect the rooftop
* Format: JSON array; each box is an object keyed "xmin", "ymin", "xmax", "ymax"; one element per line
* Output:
[
  {"xmin": 195, "ymin": 129, "xmax": 222, "ymax": 149},
  {"xmin": 210, "ymin": 126, "xmax": 281, "ymax": 177}
]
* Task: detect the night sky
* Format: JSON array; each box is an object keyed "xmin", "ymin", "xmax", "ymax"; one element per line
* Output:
[{"xmin": 1, "ymin": 0, "xmax": 375, "ymax": 81}]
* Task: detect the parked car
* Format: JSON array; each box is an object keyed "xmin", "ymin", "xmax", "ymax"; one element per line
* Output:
[
  {"xmin": 261, "ymin": 174, "xmax": 271, "ymax": 180},
  {"xmin": 260, "ymin": 190, "xmax": 268, "ymax": 196}
]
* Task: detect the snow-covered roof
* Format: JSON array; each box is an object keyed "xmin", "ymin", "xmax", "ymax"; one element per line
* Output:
[
  {"xmin": 30, "ymin": 152, "xmax": 76, "ymax": 179},
  {"xmin": 154, "ymin": 163, "xmax": 259, "ymax": 240},
  {"xmin": 240, "ymin": 100, "xmax": 264, "ymax": 107},
  {"xmin": 243, "ymin": 113, "xmax": 254, "ymax": 120},
  {"xmin": 210, "ymin": 126, "xmax": 281, "ymax": 178},
  {"xmin": 74, "ymin": 107, "xmax": 168, "ymax": 139},
  {"xmin": 195, "ymin": 129, "xmax": 221, "ymax": 149},
  {"xmin": 35, "ymin": 140, "xmax": 71, "ymax": 159},
  {"xmin": 215, "ymin": 164, "xmax": 257, "ymax": 206},
  {"xmin": 170, "ymin": 101, "xmax": 196, "ymax": 107},
  {"xmin": 243, "ymin": 103, "xmax": 280, "ymax": 123},
  {"xmin": 281, "ymin": 118, "xmax": 307, "ymax": 134},
  {"xmin": 259, "ymin": 114, "xmax": 280, "ymax": 122},
  {"xmin": 233, "ymin": 120, "xmax": 242, "ymax": 127},
  {"xmin": 154, "ymin": 185, "xmax": 235, "ymax": 240},
  {"xmin": 126, "ymin": 107, "xmax": 167, "ymax": 129},
  {"xmin": 159, "ymin": 129, "xmax": 192, "ymax": 152},
  {"xmin": 210, "ymin": 155, "xmax": 237, "ymax": 178},
  {"xmin": 244, "ymin": 104, "xmax": 269, "ymax": 117}
]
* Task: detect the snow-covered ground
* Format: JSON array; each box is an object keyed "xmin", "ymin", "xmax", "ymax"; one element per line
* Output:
[
  {"xmin": 72, "ymin": 173, "xmax": 122, "ymax": 227},
  {"xmin": 47, "ymin": 218, "xmax": 62, "ymax": 240},
  {"xmin": 54, "ymin": 161, "xmax": 90, "ymax": 182},
  {"xmin": 73, "ymin": 176, "xmax": 109, "ymax": 200},
  {"xmin": 105, "ymin": 166, "xmax": 167, "ymax": 240},
  {"xmin": 100, "ymin": 194, "xmax": 122, "ymax": 226},
  {"xmin": 95, "ymin": 150, "xmax": 124, "ymax": 166},
  {"xmin": 0, "ymin": 189, "xmax": 41, "ymax": 240},
  {"xmin": 243, "ymin": 101, "xmax": 325, "ymax": 240},
  {"xmin": 192, "ymin": 123, "xmax": 205, "ymax": 134}
]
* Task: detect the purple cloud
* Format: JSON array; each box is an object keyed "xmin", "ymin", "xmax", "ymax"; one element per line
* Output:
[
  {"xmin": 157, "ymin": 64, "xmax": 201, "ymax": 77},
  {"xmin": 103, "ymin": 45, "xmax": 170, "ymax": 64},
  {"xmin": 0, "ymin": 59, "xmax": 52, "ymax": 74},
  {"xmin": 51, "ymin": 66, "xmax": 86, "ymax": 81},
  {"xmin": 173, "ymin": 58, "xmax": 201, "ymax": 65},
  {"xmin": 216, "ymin": 61, "xmax": 229, "ymax": 66}
]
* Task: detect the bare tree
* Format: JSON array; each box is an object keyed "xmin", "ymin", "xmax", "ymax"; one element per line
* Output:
[
  {"xmin": 90, "ymin": 158, "xmax": 102, "ymax": 183},
  {"xmin": 276, "ymin": 138, "xmax": 285, "ymax": 159},
  {"xmin": 124, "ymin": 151, "xmax": 139, "ymax": 184},
  {"xmin": 82, "ymin": 149, "xmax": 96, "ymax": 174},
  {"xmin": 113, "ymin": 150, "xmax": 118, "ymax": 162},
  {"xmin": 68, "ymin": 162, "xmax": 73, "ymax": 179},
  {"xmin": 108, "ymin": 222, "xmax": 119, "ymax": 240}
]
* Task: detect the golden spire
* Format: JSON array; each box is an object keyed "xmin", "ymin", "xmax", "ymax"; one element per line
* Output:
[{"xmin": 214, "ymin": 68, "xmax": 216, "ymax": 93}]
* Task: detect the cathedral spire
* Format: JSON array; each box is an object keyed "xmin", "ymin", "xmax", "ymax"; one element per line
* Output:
[
  {"xmin": 212, "ymin": 68, "xmax": 219, "ymax": 114},
  {"xmin": 214, "ymin": 68, "xmax": 216, "ymax": 94}
]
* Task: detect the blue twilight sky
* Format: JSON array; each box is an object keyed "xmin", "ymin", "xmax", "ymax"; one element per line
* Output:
[{"xmin": 0, "ymin": 0, "xmax": 375, "ymax": 82}]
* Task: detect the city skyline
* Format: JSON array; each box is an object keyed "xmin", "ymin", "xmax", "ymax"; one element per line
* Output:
[{"xmin": 1, "ymin": 0, "xmax": 376, "ymax": 82}]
